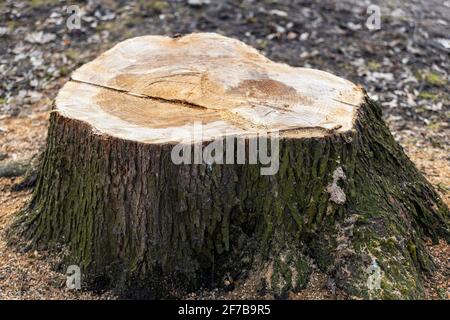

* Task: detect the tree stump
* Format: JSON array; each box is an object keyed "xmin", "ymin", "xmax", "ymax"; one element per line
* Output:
[{"xmin": 11, "ymin": 33, "xmax": 448, "ymax": 299}]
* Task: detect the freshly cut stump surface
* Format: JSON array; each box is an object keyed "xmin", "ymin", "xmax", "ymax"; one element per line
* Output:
[
  {"xmin": 11, "ymin": 33, "xmax": 449, "ymax": 299},
  {"xmin": 59, "ymin": 33, "xmax": 363, "ymax": 142}
]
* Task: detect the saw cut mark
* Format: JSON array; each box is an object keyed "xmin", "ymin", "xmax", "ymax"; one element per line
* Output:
[{"xmin": 56, "ymin": 33, "xmax": 365, "ymax": 143}]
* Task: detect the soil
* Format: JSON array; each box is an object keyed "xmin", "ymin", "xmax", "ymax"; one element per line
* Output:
[{"xmin": 0, "ymin": 0, "xmax": 448, "ymax": 299}]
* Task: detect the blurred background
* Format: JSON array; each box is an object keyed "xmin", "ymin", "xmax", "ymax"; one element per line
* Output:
[{"xmin": 0, "ymin": 0, "xmax": 448, "ymax": 299}]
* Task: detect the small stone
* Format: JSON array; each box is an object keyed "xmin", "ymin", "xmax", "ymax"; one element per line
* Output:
[
  {"xmin": 0, "ymin": 160, "xmax": 30, "ymax": 178},
  {"xmin": 287, "ymin": 32, "xmax": 298, "ymax": 40},
  {"xmin": 347, "ymin": 22, "xmax": 362, "ymax": 31},
  {"xmin": 187, "ymin": 0, "xmax": 210, "ymax": 7},
  {"xmin": 269, "ymin": 9, "xmax": 288, "ymax": 17},
  {"xmin": 0, "ymin": 27, "xmax": 8, "ymax": 37},
  {"xmin": 275, "ymin": 24, "xmax": 285, "ymax": 34},
  {"xmin": 299, "ymin": 32, "xmax": 309, "ymax": 41},
  {"xmin": 25, "ymin": 31, "xmax": 56, "ymax": 44},
  {"xmin": 28, "ymin": 91, "xmax": 43, "ymax": 103}
]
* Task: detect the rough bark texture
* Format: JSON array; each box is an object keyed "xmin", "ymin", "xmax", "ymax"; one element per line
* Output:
[{"xmin": 9, "ymin": 97, "xmax": 449, "ymax": 299}]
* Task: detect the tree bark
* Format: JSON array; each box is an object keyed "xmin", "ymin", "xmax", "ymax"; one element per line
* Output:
[{"xmin": 9, "ymin": 33, "xmax": 449, "ymax": 299}]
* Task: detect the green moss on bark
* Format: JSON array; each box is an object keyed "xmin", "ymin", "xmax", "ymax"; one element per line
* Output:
[{"xmin": 8, "ymin": 98, "xmax": 449, "ymax": 299}]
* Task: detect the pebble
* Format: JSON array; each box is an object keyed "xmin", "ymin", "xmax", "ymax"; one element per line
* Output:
[{"xmin": 0, "ymin": 159, "xmax": 30, "ymax": 178}]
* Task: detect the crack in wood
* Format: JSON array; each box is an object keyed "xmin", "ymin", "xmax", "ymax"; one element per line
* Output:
[
  {"xmin": 69, "ymin": 78, "xmax": 345, "ymax": 136},
  {"xmin": 70, "ymin": 78, "xmax": 276, "ymax": 132},
  {"xmin": 71, "ymin": 78, "xmax": 209, "ymax": 110}
]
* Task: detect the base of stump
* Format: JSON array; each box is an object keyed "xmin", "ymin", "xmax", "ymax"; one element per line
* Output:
[{"xmin": 8, "ymin": 98, "xmax": 449, "ymax": 299}]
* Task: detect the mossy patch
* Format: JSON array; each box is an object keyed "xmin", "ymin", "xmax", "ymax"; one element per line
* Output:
[
  {"xmin": 30, "ymin": 0, "xmax": 60, "ymax": 8},
  {"xmin": 417, "ymin": 71, "xmax": 447, "ymax": 87},
  {"xmin": 367, "ymin": 61, "xmax": 382, "ymax": 71},
  {"xmin": 138, "ymin": 0, "xmax": 168, "ymax": 13},
  {"xmin": 426, "ymin": 121, "xmax": 443, "ymax": 130},
  {"xmin": 418, "ymin": 91, "xmax": 440, "ymax": 102}
]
